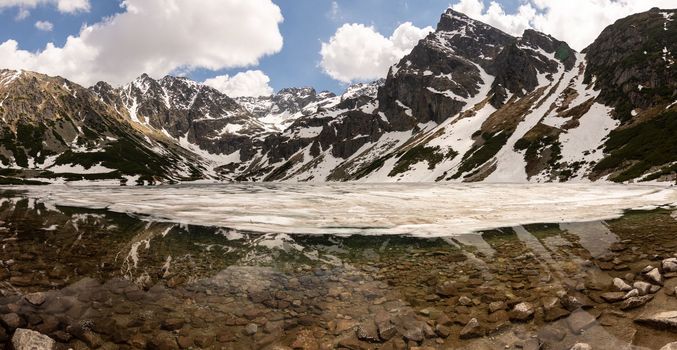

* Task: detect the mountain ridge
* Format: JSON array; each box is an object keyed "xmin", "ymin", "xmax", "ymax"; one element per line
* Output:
[{"xmin": 1, "ymin": 7, "xmax": 675, "ymax": 185}]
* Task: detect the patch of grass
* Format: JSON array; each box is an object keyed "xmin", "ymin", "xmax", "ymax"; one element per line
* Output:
[
  {"xmin": 388, "ymin": 145, "xmax": 457, "ymax": 176},
  {"xmin": 594, "ymin": 111, "xmax": 677, "ymax": 182},
  {"xmin": 453, "ymin": 131, "xmax": 511, "ymax": 179},
  {"xmin": 351, "ymin": 155, "xmax": 392, "ymax": 180}
]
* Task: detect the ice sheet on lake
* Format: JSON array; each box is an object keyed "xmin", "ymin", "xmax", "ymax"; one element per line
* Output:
[{"xmin": 16, "ymin": 183, "xmax": 677, "ymax": 237}]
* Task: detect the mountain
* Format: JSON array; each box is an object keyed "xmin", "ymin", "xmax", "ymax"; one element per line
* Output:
[
  {"xmin": 0, "ymin": 70, "xmax": 208, "ymax": 185},
  {"xmin": 236, "ymin": 87, "xmax": 337, "ymax": 132},
  {"xmin": 0, "ymin": 8, "xmax": 675, "ymax": 185}
]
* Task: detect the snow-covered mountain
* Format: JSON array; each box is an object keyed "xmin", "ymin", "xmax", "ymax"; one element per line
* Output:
[{"xmin": 0, "ymin": 7, "xmax": 675, "ymax": 184}]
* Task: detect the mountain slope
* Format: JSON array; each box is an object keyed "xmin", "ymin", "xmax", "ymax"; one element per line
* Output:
[
  {"xmin": 0, "ymin": 8, "xmax": 674, "ymax": 184},
  {"xmin": 0, "ymin": 70, "xmax": 209, "ymax": 184}
]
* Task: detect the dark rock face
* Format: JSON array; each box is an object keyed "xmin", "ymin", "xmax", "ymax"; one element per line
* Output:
[
  {"xmin": 584, "ymin": 8, "xmax": 677, "ymax": 121},
  {"xmin": 92, "ymin": 74, "xmax": 266, "ymax": 161},
  {"xmin": 378, "ymin": 9, "xmax": 513, "ymax": 130}
]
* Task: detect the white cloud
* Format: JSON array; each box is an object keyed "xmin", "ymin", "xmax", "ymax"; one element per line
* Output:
[
  {"xmin": 203, "ymin": 70, "xmax": 274, "ymax": 98},
  {"xmin": 451, "ymin": 0, "xmax": 677, "ymax": 51},
  {"xmin": 0, "ymin": 0, "xmax": 90, "ymax": 13},
  {"xmin": 56, "ymin": 0, "xmax": 88, "ymax": 12},
  {"xmin": 34, "ymin": 20, "xmax": 53, "ymax": 31},
  {"xmin": 0, "ymin": 0, "xmax": 284, "ymax": 86},
  {"xmin": 320, "ymin": 22, "xmax": 433, "ymax": 83}
]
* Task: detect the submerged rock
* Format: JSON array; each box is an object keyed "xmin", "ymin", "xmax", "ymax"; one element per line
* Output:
[
  {"xmin": 509, "ymin": 302, "xmax": 535, "ymax": 321},
  {"xmin": 12, "ymin": 328, "xmax": 55, "ymax": 350},
  {"xmin": 660, "ymin": 342, "xmax": 677, "ymax": 350},
  {"xmin": 24, "ymin": 292, "xmax": 47, "ymax": 306},
  {"xmin": 600, "ymin": 292, "xmax": 626, "ymax": 303},
  {"xmin": 645, "ymin": 268, "xmax": 664, "ymax": 286},
  {"xmin": 635, "ymin": 311, "xmax": 677, "ymax": 331},
  {"xmin": 566, "ymin": 311, "xmax": 597, "ymax": 334},
  {"xmin": 460, "ymin": 318, "xmax": 483, "ymax": 339},
  {"xmin": 613, "ymin": 278, "xmax": 633, "ymax": 292},
  {"xmin": 663, "ymin": 258, "xmax": 677, "ymax": 273},
  {"xmin": 633, "ymin": 281, "xmax": 653, "ymax": 295},
  {"xmin": 621, "ymin": 295, "xmax": 653, "ymax": 310}
]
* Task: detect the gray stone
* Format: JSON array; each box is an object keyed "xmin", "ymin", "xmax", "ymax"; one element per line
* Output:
[
  {"xmin": 663, "ymin": 258, "xmax": 677, "ymax": 273},
  {"xmin": 623, "ymin": 289, "xmax": 639, "ymax": 299},
  {"xmin": 613, "ymin": 278, "xmax": 633, "ymax": 292},
  {"xmin": 633, "ymin": 281, "xmax": 653, "ymax": 295},
  {"xmin": 645, "ymin": 268, "xmax": 664, "ymax": 286},
  {"xmin": 460, "ymin": 318, "xmax": 483, "ymax": 339},
  {"xmin": 12, "ymin": 329, "xmax": 55, "ymax": 350}
]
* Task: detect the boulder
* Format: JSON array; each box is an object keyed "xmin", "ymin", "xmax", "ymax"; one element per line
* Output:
[{"xmin": 12, "ymin": 329, "xmax": 55, "ymax": 350}]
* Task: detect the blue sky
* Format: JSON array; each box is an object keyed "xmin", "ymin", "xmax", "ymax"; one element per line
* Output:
[
  {"xmin": 0, "ymin": 0, "xmax": 520, "ymax": 94},
  {"xmin": 0, "ymin": 0, "xmax": 666, "ymax": 96}
]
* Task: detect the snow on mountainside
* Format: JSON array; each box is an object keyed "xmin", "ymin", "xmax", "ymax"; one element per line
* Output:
[{"xmin": 0, "ymin": 7, "xmax": 675, "ymax": 185}]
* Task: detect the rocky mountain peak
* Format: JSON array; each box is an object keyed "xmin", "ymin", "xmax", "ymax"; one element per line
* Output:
[{"xmin": 584, "ymin": 8, "xmax": 676, "ymax": 120}]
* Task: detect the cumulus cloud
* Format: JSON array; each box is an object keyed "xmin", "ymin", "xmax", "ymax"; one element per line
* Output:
[
  {"xmin": 203, "ymin": 70, "xmax": 274, "ymax": 98},
  {"xmin": 0, "ymin": 0, "xmax": 284, "ymax": 86},
  {"xmin": 34, "ymin": 20, "xmax": 53, "ymax": 31},
  {"xmin": 0, "ymin": 0, "xmax": 90, "ymax": 14},
  {"xmin": 451, "ymin": 0, "xmax": 677, "ymax": 51},
  {"xmin": 320, "ymin": 22, "xmax": 433, "ymax": 83}
]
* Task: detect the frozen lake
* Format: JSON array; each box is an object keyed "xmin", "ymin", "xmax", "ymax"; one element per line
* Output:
[{"xmin": 17, "ymin": 182, "xmax": 677, "ymax": 237}]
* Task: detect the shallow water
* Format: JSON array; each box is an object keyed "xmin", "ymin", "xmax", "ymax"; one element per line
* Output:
[{"xmin": 1, "ymin": 186, "xmax": 677, "ymax": 350}]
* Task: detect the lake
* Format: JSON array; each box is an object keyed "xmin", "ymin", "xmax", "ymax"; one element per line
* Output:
[{"xmin": 0, "ymin": 183, "xmax": 676, "ymax": 349}]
